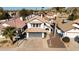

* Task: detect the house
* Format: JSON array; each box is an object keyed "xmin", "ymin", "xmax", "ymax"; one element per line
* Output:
[
  {"xmin": 4, "ymin": 18, "xmax": 26, "ymax": 28},
  {"xmin": 8, "ymin": 10, "xmax": 19, "ymax": 17},
  {"xmin": 57, "ymin": 18, "xmax": 79, "ymax": 38},
  {"xmin": 45, "ymin": 12, "xmax": 57, "ymax": 19},
  {"xmin": 25, "ymin": 15, "xmax": 53, "ymax": 39},
  {"xmin": 0, "ymin": 17, "xmax": 26, "ymax": 39}
]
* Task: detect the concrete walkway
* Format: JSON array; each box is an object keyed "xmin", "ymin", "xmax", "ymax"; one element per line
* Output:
[{"xmin": 42, "ymin": 34, "xmax": 49, "ymax": 48}]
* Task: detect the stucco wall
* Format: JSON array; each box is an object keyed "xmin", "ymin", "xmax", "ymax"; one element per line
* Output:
[{"xmin": 63, "ymin": 29, "xmax": 79, "ymax": 38}]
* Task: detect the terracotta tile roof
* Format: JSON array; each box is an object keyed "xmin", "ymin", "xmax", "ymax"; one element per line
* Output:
[
  {"xmin": 5, "ymin": 18, "xmax": 26, "ymax": 28},
  {"xmin": 26, "ymin": 28, "xmax": 47, "ymax": 32},
  {"xmin": 0, "ymin": 18, "xmax": 26, "ymax": 31}
]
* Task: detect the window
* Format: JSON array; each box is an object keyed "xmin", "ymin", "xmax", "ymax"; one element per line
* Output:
[
  {"xmin": 33, "ymin": 24, "xmax": 35, "ymax": 27},
  {"xmin": 31, "ymin": 23, "xmax": 41, "ymax": 27},
  {"xmin": 36, "ymin": 24, "xmax": 38, "ymax": 27},
  {"xmin": 38, "ymin": 24, "xmax": 41, "ymax": 27}
]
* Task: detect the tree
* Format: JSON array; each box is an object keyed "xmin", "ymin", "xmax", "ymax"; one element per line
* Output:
[
  {"xmin": 0, "ymin": 7, "xmax": 5, "ymax": 19},
  {"xmin": 4, "ymin": 12, "xmax": 11, "ymax": 20},
  {"xmin": 67, "ymin": 13, "xmax": 77, "ymax": 20},
  {"xmin": 2, "ymin": 27, "xmax": 16, "ymax": 44},
  {"xmin": 19, "ymin": 9, "xmax": 33, "ymax": 20},
  {"xmin": 0, "ymin": 7, "xmax": 4, "ymax": 15},
  {"xmin": 0, "ymin": 7, "xmax": 11, "ymax": 20},
  {"xmin": 0, "ymin": 12, "xmax": 11, "ymax": 20},
  {"xmin": 67, "ymin": 8, "xmax": 79, "ymax": 20},
  {"xmin": 74, "ymin": 36, "xmax": 79, "ymax": 43},
  {"xmin": 19, "ymin": 9, "xmax": 26, "ymax": 20},
  {"xmin": 51, "ymin": 7, "xmax": 66, "ymax": 13}
]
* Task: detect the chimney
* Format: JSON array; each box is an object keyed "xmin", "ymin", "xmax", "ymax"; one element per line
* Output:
[{"xmin": 41, "ymin": 14, "xmax": 43, "ymax": 18}]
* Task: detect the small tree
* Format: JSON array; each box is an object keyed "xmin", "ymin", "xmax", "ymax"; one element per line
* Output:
[
  {"xmin": 74, "ymin": 36, "xmax": 79, "ymax": 43},
  {"xmin": 19, "ymin": 9, "xmax": 33, "ymax": 20},
  {"xmin": 2, "ymin": 27, "xmax": 16, "ymax": 44},
  {"xmin": 67, "ymin": 13, "xmax": 78, "ymax": 21}
]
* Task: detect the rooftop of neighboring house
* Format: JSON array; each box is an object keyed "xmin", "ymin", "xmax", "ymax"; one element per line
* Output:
[
  {"xmin": 46, "ymin": 12, "xmax": 54, "ymax": 16},
  {"xmin": 57, "ymin": 21, "xmax": 74, "ymax": 32},
  {"xmin": 0, "ymin": 17, "xmax": 26, "ymax": 31},
  {"xmin": 57, "ymin": 13, "xmax": 69, "ymax": 18},
  {"xmin": 57, "ymin": 17, "xmax": 79, "ymax": 32},
  {"xmin": 5, "ymin": 18, "xmax": 26, "ymax": 28},
  {"xmin": 72, "ymin": 19, "xmax": 79, "ymax": 28},
  {"xmin": 54, "ymin": 13, "xmax": 75, "ymax": 32},
  {"xmin": 45, "ymin": 12, "xmax": 57, "ymax": 19}
]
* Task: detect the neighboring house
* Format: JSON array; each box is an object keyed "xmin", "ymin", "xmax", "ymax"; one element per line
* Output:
[
  {"xmin": 25, "ymin": 15, "xmax": 53, "ymax": 39},
  {"xmin": 25, "ymin": 14, "xmax": 36, "ymax": 20},
  {"xmin": 0, "ymin": 17, "xmax": 26, "ymax": 39},
  {"xmin": 57, "ymin": 18, "xmax": 79, "ymax": 38},
  {"xmin": 46, "ymin": 12, "xmax": 57, "ymax": 19},
  {"xmin": 1, "ymin": 18, "xmax": 26, "ymax": 31}
]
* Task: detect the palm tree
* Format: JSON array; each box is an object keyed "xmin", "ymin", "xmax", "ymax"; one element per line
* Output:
[{"xmin": 2, "ymin": 27, "xmax": 16, "ymax": 44}]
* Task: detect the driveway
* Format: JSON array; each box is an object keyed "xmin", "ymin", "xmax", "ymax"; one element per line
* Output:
[
  {"xmin": 18, "ymin": 33, "xmax": 49, "ymax": 48},
  {"xmin": 18, "ymin": 39, "xmax": 46, "ymax": 48}
]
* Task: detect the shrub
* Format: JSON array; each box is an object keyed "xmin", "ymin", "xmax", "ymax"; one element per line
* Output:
[
  {"xmin": 62, "ymin": 37, "xmax": 70, "ymax": 43},
  {"xmin": 74, "ymin": 36, "xmax": 79, "ymax": 43}
]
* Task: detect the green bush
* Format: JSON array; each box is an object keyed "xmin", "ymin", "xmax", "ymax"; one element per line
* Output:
[
  {"xmin": 74, "ymin": 36, "xmax": 79, "ymax": 43},
  {"xmin": 62, "ymin": 37, "xmax": 70, "ymax": 43}
]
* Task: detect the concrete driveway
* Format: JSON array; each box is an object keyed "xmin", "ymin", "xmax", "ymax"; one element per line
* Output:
[{"xmin": 19, "ymin": 39, "xmax": 47, "ymax": 48}]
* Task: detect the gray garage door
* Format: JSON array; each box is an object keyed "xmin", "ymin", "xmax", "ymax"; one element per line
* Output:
[{"xmin": 29, "ymin": 32, "xmax": 42, "ymax": 38}]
